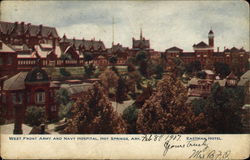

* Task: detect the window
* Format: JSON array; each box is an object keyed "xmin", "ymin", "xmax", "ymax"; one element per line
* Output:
[
  {"xmin": 51, "ymin": 105, "xmax": 57, "ymax": 112},
  {"xmin": 7, "ymin": 57, "xmax": 12, "ymax": 65},
  {"xmin": 35, "ymin": 91, "xmax": 45, "ymax": 104},
  {"xmin": 2, "ymin": 93, "xmax": 6, "ymax": 103},
  {"xmin": 12, "ymin": 93, "xmax": 23, "ymax": 104},
  {"xmin": 0, "ymin": 57, "xmax": 3, "ymax": 65}
]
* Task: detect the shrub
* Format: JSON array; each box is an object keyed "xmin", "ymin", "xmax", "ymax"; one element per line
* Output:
[
  {"xmin": 60, "ymin": 68, "xmax": 71, "ymax": 77},
  {"xmin": 122, "ymin": 104, "xmax": 139, "ymax": 133},
  {"xmin": 58, "ymin": 102, "xmax": 73, "ymax": 120},
  {"xmin": 25, "ymin": 106, "xmax": 45, "ymax": 126}
]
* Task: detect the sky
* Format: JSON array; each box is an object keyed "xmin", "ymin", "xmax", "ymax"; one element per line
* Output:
[{"xmin": 1, "ymin": 0, "xmax": 249, "ymax": 51}]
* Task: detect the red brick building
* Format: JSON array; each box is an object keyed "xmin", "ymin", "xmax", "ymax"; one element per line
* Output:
[
  {"xmin": 165, "ymin": 30, "xmax": 249, "ymax": 73},
  {"xmin": 0, "ymin": 40, "xmax": 18, "ymax": 77},
  {"xmin": 1, "ymin": 67, "xmax": 59, "ymax": 121}
]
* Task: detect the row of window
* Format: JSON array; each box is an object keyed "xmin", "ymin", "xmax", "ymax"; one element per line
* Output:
[
  {"xmin": 11, "ymin": 92, "xmax": 45, "ymax": 104},
  {"xmin": 18, "ymin": 60, "xmax": 36, "ymax": 65},
  {"xmin": 0, "ymin": 57, "xmax": 12, "ymax": 65},
  {"xmin": 7, "ymin": 92, "xmax": 57, "ymax": 111}
]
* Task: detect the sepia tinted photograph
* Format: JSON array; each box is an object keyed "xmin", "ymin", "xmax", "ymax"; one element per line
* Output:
[{"xmin": 0, "ymin": 0, "xmax": 249, "ymax": 135}]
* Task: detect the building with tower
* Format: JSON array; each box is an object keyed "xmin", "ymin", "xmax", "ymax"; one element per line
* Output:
[{"xmin": 165, "ymin": 29, "xmax": 249, "ymax": 73}]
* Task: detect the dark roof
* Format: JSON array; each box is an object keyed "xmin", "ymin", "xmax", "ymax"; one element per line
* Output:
[
  {"xmin": 3, "ymin": 72, "xmax": 28, "ymax": 90},
  {"xmin": 165, "ymin": 46, "xmax": 183, "ymax": 52},
  {"xmin": 224, "ymin": 48, "xmax": 230, "ymax": 52},
  {"xmin": 0, "ymin": 41, "xmax": 16, "ymax": 53},
  {"xmin": 239, "ymin": 48, "xmax": 246, "ymax": 52},
  {"xmin": 60, "ymin": 36, "xmax": 105, "ymax": 51},
  {"xmin": 0, "ymin": 21, "xmax": 59, "ymax": 38},
  {"xmin": 107, "ymin": 43, "xmax": 129, "ymax": 54},
  {"xmin": 230, "ymin": 47, "xmax": 240, "ymax": 52},
  {"xmin": 61, "ymin": 83, "xmax": 93, "ymax": 96},
  {"xmin": 224, "ymin": 47, "xmax": 246, "ymax": 53},
  {"xmin": 25, "ymin": 67, "xmax": 49, "ymax": 83},
  {"xmin": 208, "ymin": 30, "xmax": 214, "ymax": 34},
  {"xmin": 226, "ymin": 72, "xmax": 237, "ymax": 79},
  {"xmin": 193, "ymin": 41, "xmax": 209, "ymax": 48},
  {"xmin": 132, "ymin": 38, "xmax": 150, "ymax": 49}
]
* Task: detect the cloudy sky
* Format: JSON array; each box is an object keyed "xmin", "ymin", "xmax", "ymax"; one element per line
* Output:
[{"xmin": 1, "ymin": 0, "xmax": 249, "ymax": 51}]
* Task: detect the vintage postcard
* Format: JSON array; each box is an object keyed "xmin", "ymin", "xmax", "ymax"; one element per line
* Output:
[{"xmin": 0, "ymin": 0, "xmax": 249, "ymax": 159}]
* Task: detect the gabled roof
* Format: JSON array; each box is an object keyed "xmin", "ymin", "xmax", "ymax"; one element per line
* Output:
[
  {"xmin": 25, "ymin": 67, "xmax": 49, "ymax": 83},
  {"xmin": 107, "ymin": 43, "xmax": 129, "ymax": 54},
  {"xmin": 193, "ymin": 41, "xmax": 209, "ymax": 48},
  {"xmin": 208, "ymin": 30, "xmax": 214, "ymax": 34},
  {"xmin": 226, "ymin": 72, "xmax": 237, "ymax": 79},
  {"xmin": 0, "ymin": 41, "xmax": 16, "ymax": 53},
  {"xmin": 10, "ymin": 44, "xmax": 31, "ymax": 52},
  {"xmin": 3, "ymin": 72, "xmax": 28, "ymax": 90},
  {"xmin": 61, "ymin": 83, "xmax": 93, "ymax": 96},
  {"xmin": 238, "ymin": 70, "xmax": 250, "ymax": 86},
  {"xmin": 224, "ymin": 48, "xmax": 230, "ymax": 52},
  {"xmin": 132, "ymin": 38, "xmax": 150, "ymax": 49},
  {"xmin": 230, "ymin": 47, "xmax": 240, "ymax": 52},
  {"xmin": 60, "ymin": 37, "xmax": 105, "ymax": 51},
  {"xmin": 165, "ymin": 46, "xmax": 183, "ymax": 52},
  {"xmin": 0, "ymin": 21, "xmax": 59, "ymax": 38}
]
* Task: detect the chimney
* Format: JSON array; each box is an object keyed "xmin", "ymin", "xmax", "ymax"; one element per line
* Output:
[
  {"xmin": 20, "ymin": 22, "xmax": 25, "ymax": 33},
  {"xmin": 13, "ymin": 105, "xmax": 25, "ymax": 134},
  {"xmin": 39, "ymin": 24, "xmax": 43, "ymax": 32},
  {"xmin": 52, "ymin": 37, "xmax": 56, "ymax": 49},
  {"xmin": 217, "ymin": 47, "xmax": 219, "ymax": 52},
  {"xmin": 63, "ymin": 34, "xmax": 67, "ymax": 42},
  {"xmin": 14, "ymin": 21, "xmax": 18, "ymax": 27}
]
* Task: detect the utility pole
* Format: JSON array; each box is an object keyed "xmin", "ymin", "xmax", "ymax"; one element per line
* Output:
[{"xmin": 112, "ymin": 16, "xmax": 114, "ymax": 46}]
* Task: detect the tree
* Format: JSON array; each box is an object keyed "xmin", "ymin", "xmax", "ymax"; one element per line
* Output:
[
  {"xmin": 135, "ymin": 51, "xmax": 147, "ymax": 62},
  {"xmin": 191, "ymin": 98, "xmax": 207, "ymax": 115},
  {"xmin": 0, "ymin": 104, "xmax": 6, "ymax": 125},
  {"xmin": 122, "ymin": 103, "xmax": 139, "ymax": 133},
  {"xmin": 153, "ymin": 64, "xmax": 164, "ymax": 79},
  {"xmin": 64, "ymin": 82, "xmax": 127, "ymax": 134},
  {"xmin": 109, "ymin": 55, "xmax": 118, "ymax": 65},
  {"xmin": 116, "ymin": 76, "xmax": 128, "ymax": 103},
  {"xmin": 61, "ymin": 53, "xmax": 72, "ymax": 60},
  {"xmin": 58, "ymin": 102, "xmax": 73, "ymax": 120},
  {"xmin": 135, "ymin": 51, "xmax": 149, "ymax": 78},
  {"xmin": 99, "ymin": 68, "xmax": 119, "ymax": 96},
  {"xmin": 127, "ymin": 63, "xmax": 136, "ymax": 72},
  {"xmin": 84, "ymin": 52, "xmax": 93, "ymax": 64},
  {"xmin": 25, "ymin": 106, "xmax": 45, "ymax": 126},
  {"xmin": 126, "ymin": 70, "xmax": 142, "ymax": 99},
  {"xmin": 213, "ymin": 62, "xmax": 231, "ymax": 79},
  {"xmin": 169, "ymin": 57, "xmax": 186, "ymax": 77},
  {"xmin": 196, "ymin": 71, "xmax": 206, "ymax": 79},
  {"xmin": 204, "ymin": 83, "xmax": 244, "ymax": 133},
  {"xmin": 56, "ymin": 88, "xmax": 72, "ymax": 119},
  {"xmin": 137, "ymin": 74, "xmax": 211, "ymax": 134},
  {"xmin": 60, "ymin": 68, "xmax": 71, "ymax": 77},
  {"xmin": 186, "ymin": 61, "xmax": 201, "ymax": 74},
  {"xmin": 84, "ymin": 63, "xmax": 95, "ymax": 78},
  {"xmin": 139, "ymin": 59, "xmax": 148, "ymax": 77},
  {"xmin": 56, "ymin": 88, "xmax": 70, "ymax": 105}
]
